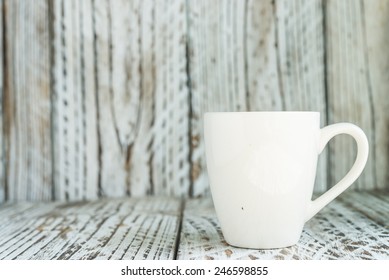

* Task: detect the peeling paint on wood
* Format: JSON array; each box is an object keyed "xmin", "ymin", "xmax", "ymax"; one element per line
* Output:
[
  {"xmin": 0, "ymin": 197, "xmax": 180, "ymax": 260},
  {"xmin": 4, "ymin": 0, "xmax": 52, "ymax": 201},
  {"xmin": 0, "ymin": 0, "xmax": 4, "ymax": 203},
  {"xmin": 0, "ymin": 192, "xmax": 387, "ymax": 259},
  {"xmin": 325, "ymin": 0, "xmax": 389, "ymax": 190},
  {"xmin": 52, "ymin": 0, "xmax": 99, "ymax": 201}
]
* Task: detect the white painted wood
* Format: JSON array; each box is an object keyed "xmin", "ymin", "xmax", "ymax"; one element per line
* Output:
[
  {"xmin": 93, "ymin": 0, "xmax": 128, "ymax": 197},
  {"xmin": 188, "ymin": 0, "xmax": 248, "ymax": 197},
  {"xmin": 127, "ymin": 0, "xmax": 155, "ymax": 197},
  {"xmin": 325, "ymin": 0, "xmax": 376, "ymax": 190},
  {"xmin": 92, "ymin": 0, "xmax": 190, "ymax": 197},
  {"xmin": 0, "ymin": 0, "xmax": 4, "ymax": 203},
  {"xmin": 4, "ymin": 0, "xmax": 52, "ymax": 201},
  {"xmin": 0, "ymin": 0, "xmax": 388, "ymax": 201},
  {"xmin": 177, "ymin": 193, "xmax": 389, "ymax": 259},
  {"xmin": 247, "ymin": 0, "xmax": 328, "ymax": 117},
  {"xmin": 339, "ymin": 190, "xmax": 389, "ymax": 226},
  {"xmin": 0, "ymin": 193, "xmax": 387, "ymax": 259},
  {"xmin": 362, "ymin": 0, "xmax": 389, "ymax": 189},
  {"xmin": 52, "ymin": 0, "xmax": 99, "ymax": 201},
  {"xmin": 246, "ymin": 0, "xmax": 283, "ymax": 111},
  {"xmin": 0, "ymin": 197, "xmax": 181, "ymax": 260},
  {"xmin": 152, "ymin": 0, "xmax": 190, "ymax": 196}
]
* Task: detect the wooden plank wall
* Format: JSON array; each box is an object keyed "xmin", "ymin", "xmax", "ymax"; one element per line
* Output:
[
  {"xmin": 0, "ymin": 0, "xmax": 388, "ymax": 202},
  {"xmin": 4, "ymin": 0, "xmax": 52, "ymax": 201}
]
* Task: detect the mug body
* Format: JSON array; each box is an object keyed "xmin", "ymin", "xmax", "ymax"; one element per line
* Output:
[{"xmin": 204, "ymin": 112, "xmax": 320, "ymax": 249}]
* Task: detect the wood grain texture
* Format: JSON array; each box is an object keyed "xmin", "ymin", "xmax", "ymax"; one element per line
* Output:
[
  {"xmin": 0, "ymin": 0, "xmax": 4, "ymax": 203},
  {"xmin": 362, "ymin": 0, "xmax": 389, "ymax": 189},
  {"xmin": 325, "ymin": 0, "xmax": 381, "ymax": 190},
  {"xmin": 0, "ymin": 0, "xmax": 388, "ymax": 202},
  {"xmin": 244, "ymin": 0, "xmax": 328, "ymax": 116},
  {"xmin": 94, "ymin": 0, "xmax": 190, "ymax": 197},
  {"xmin": 177, "ymin": 192, "xmax": 389, "ymax": 260},
  {"xmin": 0, "ymin": 197, "xmax": 181, "ymax": 260},
  {"xmin": 51, "ymin": 0, "xmax": 190, "ymax": 199},
  {"xmin": 0, "ymin": 193, "xmax": 387, "ymax": 259},
  {"xmin": 52, "ymin": 0, "xmax": 99, "ymax": 201},
  {"xmin": 151, "ymin": 0, "xmax": 190, "ymax": 196},
  {"xmin": 3, "ymin": 0, "xmax": 52, "ymax": 201}
]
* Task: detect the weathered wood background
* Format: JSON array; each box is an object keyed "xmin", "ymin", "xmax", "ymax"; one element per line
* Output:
[{"xmin": 0, "ymin": 0, "xmax": 388, "ymax": 202}]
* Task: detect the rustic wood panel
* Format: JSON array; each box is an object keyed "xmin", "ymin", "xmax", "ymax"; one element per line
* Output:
[
  {"xmin": 126, "ymin": 0, "xmax": 155, "ymax": 197},
  {"xmin": 151, "ymin": 0, "xmax": 190, "ymax": 196},
  {"xmin": 362, "ymin": 0, "xmax": 389, "ymax": 189},
  {"xmin": 0, "ymin": 193, "xmax": 387, "ymax": 259},
  {"xmin": 246, "ymin": 0, "xmax": 283, "ymax": 111},
  {"xmin": 3, "ymin": 0, "xmax": 52, "ymax": 201},
  {"xmin": 0, "ymin": 0, "xmax": 388, "ymax": 201},
  {"xmin": 51, "ymin": 0, "xmax": 190, "ymax": 199},
  {"xmin": 177, "ymin": 193, "xmax": 389, "ymax": 260},
  {"xmin": 0, "ymin": 197, "xmax": 181, "ymax": 259},
  {"xmin": 52, "ymin": 0, "xmax": 99, "ymax": 201},
  {"xmin": 93, "ymin": 0, "xmax": 134, "ymax": 198},
  {"xmin": 325, "ymin": 0, "xmax": 386, "ymax": 190},
  {"xmin": 339, "ymin": 190, "xmax": 389, "ymax": 226},
  {"xmin": 93, "ymin": 0, "xmax": 189, "ymax": 197},
  {"xmin": 0, "ymin": 0, "xmax": 4, "ymax": 203}
]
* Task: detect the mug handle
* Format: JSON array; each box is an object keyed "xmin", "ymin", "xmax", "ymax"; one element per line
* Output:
[{"xmin": 305, "ymin": 123, "xmax": 369, "ymax": 222}]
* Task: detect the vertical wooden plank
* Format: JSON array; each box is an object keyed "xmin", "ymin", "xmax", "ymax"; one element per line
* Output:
[
  {"xmin": 363, "ymin": 0, "xmax": 389, "ymax": 189},
  {"xmin": 93, "ymin": 0, "xmax": 134, "ymax": 197},
  {"xmin": 188, "ymin": 0, "xmax": 247, "ymax": 197},
  {"xmin": 245, "ymin": 0, "xmax": 283, "ymax": 111},
  {"xmin": 0, "ymin": 0, "xmax": 4, "ymax": 203},
  {"xmin": 246, "ymin": 0, "xmax": 327, "ymax": 193},
  {"xmin": 52, "ymin": 0, "xmax": 99, "ymax": 201},
  {"xmin": 274, "ymin": 0, "xmax": 326, "ymax": 115},
  {"xmin": 126, "ymin": 0, "xmax": 153, "ymax": 197},
  {"xmin": 152, "ymin": 0, "xmax": 190, "ymax": 196},
  {"xmin": 92, "ymin": 0, "xmax": 189, "ymax": 197},
  {"xmin": 4, "ymin": 0, "xmax": 52, "ymax": 201},
  {"xmin": 326, "ymin": 0, "xmax": 376, "ymax": 190},
  {"xmin": 93, "ymin": 0, "xmax": 137, "ymax": 197}
]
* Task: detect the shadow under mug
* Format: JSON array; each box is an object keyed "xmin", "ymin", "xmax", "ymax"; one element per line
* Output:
[{"xmin": 204, "ymin": 111, "xmax": 369, "ymax": 249}]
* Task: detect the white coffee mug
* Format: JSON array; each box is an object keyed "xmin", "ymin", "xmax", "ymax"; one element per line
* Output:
[{"xmin": 204, "ymin": 112, "xmax": 368, "ymax": 249}]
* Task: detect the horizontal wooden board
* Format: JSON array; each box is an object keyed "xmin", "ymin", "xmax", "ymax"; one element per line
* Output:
[
  {"xmin": 0, "ymin": 192, "xmax": 388, "ymax": 259},
  {"xmin": 0, "ymin": 197, "xmax": 181, "ymax": 260},
  {"xmin": 177, "ymin": 191, "xmax": 389, "ymax": 260}
]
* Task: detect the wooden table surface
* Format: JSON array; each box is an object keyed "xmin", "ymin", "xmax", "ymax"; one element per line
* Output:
[{"xmin": 0, "ymin": 190, "xmax": 388, "ymax": 260}]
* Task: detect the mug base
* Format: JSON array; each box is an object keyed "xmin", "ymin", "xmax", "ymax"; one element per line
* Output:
[{"xmin": 224, "ymin": 237, "xmax": 299, "ymax": 250}]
